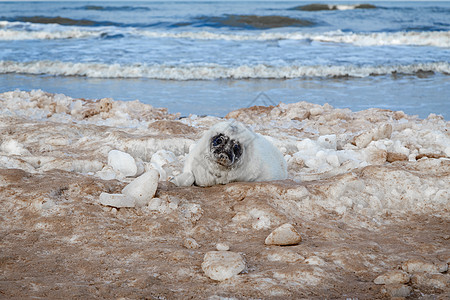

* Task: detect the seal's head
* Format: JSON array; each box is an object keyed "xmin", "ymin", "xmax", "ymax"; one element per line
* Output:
[{"xmin": 209, "ymin": 133, "xmax": 243, "ymax": 168}]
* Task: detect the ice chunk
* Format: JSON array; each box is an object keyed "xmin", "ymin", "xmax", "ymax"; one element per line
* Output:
[
  {"xmin": 96, "ymin": 165, "xmax": 120, "ymax": 181},
  {"xmin": 326, "ymin": 153, "xmax": 340, "ymax": 167},
  {"xmin": 374, "ymin": 270, "xmax": 410, "ymax": 285},
  {"xmin": 296, "ymin": 138, "xmax": 319, "ymax": 154},
  {"xmin": 265, "ymin": 223, "xmax": 302, "ymax": 246},
  {"xmin": 151, "ymin": 150, "xmax": 177, "ymax": 167},
  {"xmin": 353, "ymin": 131, "xmax": 374, "ymax": 148},
  {"xmin": 216, "ymin": 243, "xmax": 230, "ymax": 251},
  {"xmin": 108, "ymin": 150, "xmax": 137, "ymax": 177},
  {"xmin": 148, "ymin": 162, "xmax": 167, "ymax": 182},
  {"xmin": 202, "ymin": 251, "xmax": 246, "ymax": 281},
  {"xmin": 310, "ymin": 106, "xmax": 323, "ymax": 116},
  {"xmin": 99, "ymin": 193, "xmax": 135, "ymax": 208},
  {"xmin": 148, "ymin": 197, "xmax": 162, "ymax": 211},
  {"xmin": 374, "ymin": 124, "xmax": 393, "ymax": 140},
  {"xmin": 401, "ymin": 259, "xmax": 448, "ymax": 274},
  {"xmin": 317, "ymin": 135, "xmax": 337, "ymax": 150},
  {"xmin": 135, "ymin": 158, "xmax": 145, "ymax": 177},
  {"xmin": 0, "ymin": 139, "xmax": 30, "ymax": 156},
  {"xmin": 353, "ymin": 124, "xmax": 392, "ymax": 148},
  {"xmin": 121, "ymin": 169, "xmax": 159, "ymax": 207},
  {"xmin": 0, "ymin": 155, "xmax": 36, "ymax": 173},
  {"xmin": 411, "ymin": 273, "xmax": 449, "ymax": 289}
]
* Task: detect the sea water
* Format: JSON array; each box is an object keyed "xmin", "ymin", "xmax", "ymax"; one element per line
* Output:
[{"xmin": 0, "ymin": 1, "xmax": 449, "ymax": 119}]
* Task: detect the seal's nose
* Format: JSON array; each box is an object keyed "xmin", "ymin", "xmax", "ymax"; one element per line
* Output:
[{"xmin": 218, "ymin": 152, "xmax": 234, "ymax": 165}]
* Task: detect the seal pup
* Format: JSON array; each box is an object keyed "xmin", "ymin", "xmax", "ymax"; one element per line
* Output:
[{"xmin": 171, "ymin": 121, "xmax": 287, "ymax": 187}]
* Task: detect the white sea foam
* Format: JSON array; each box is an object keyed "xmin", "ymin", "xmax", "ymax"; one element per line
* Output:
[
  {"xmin": 137, "ymin": 30, "xmax": 450, "ymax": 47},
  {"xmin": 1, "ymin": 20, "xmax": 449, "ymax": 48},
  {"xmin": 0, "ymin": 29, "xmax": 102, "ymax": 40},
  {"xmin": 294, "ymin": 4, "xmax": 377, "ymax": 11},
  {"xmin": 1, "ymin": 60, "xmax": 448, "ymax": 80},
  {"xmin": 334, "ymin": 5, "xmax": 366, "ymax": 10},
  {"xmin": 0, "ymin": 21, "xmax": 103, "ymax": 40},
  {"xmin": 311, "ymin": 31, "xmax": 450, "ymax": 48}
]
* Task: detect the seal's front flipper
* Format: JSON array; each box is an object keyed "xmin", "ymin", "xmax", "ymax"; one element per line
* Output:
[{"xmin": 170, "ymin": 172, "xmax": 195, "ymax": 187}]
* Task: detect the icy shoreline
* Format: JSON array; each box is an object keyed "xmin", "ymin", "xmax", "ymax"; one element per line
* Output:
[
  {"xmin": 1, "ymin": 89, "xmax": 448, "ymax": 214},
  {"xmin": 1, "ymin": 90, "xmax": 449, "ymax": 298}
]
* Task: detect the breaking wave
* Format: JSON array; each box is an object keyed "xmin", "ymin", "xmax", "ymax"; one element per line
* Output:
[
  {"xmin": 291, "ymin": 3, "xmax": 377, "ymax": 11},
  {"xmin": 1, "ymin": 60, "xmax": 448, "ymax": 80},
  {"xmin": 138, "ymin": 30, "xmax": 450, "ymax": 47},
  {"xmin": 0, "ymin": 28, "xmax": 102, "ymax": 40},
  {"xmin": 1, "ymin": 21, "xmax": 448, "ymax": 48}
]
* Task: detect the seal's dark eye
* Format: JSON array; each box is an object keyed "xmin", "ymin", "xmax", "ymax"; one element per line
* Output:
[
  {"xmin": 233, "ymin": 143, "xmax": 241, "ymax": 156},
  {"xmin": 212, "ymin": 135, "xmax": 223, "ymax": 147}
]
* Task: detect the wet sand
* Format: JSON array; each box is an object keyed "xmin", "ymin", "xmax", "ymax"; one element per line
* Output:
[{"xmin": 0, "ymin": 90, "xmax": 449, "ymax": 298}]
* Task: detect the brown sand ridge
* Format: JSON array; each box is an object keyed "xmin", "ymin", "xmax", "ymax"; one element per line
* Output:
[{"xmin": 1, "ymin": 166, "xmax": 449, "ymax": 299}]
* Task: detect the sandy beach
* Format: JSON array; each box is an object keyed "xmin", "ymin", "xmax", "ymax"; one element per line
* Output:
[
  {"xmin": 2, "ymin": 1, "xmax": 449, "ymax": 298},
  {"xmin": 0, "ymin": 90, "xmax": 448, "ymax": 298}
]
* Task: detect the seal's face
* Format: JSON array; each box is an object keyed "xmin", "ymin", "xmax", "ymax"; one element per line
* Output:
[{"xmin": 210, "ymin": 133, "xmax": 243, "ymax": 168}]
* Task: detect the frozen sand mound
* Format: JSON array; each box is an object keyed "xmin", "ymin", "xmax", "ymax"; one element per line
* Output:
[{"xmin": 0, "ymin": 90, "xmax": 449, "ymax": 298}]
